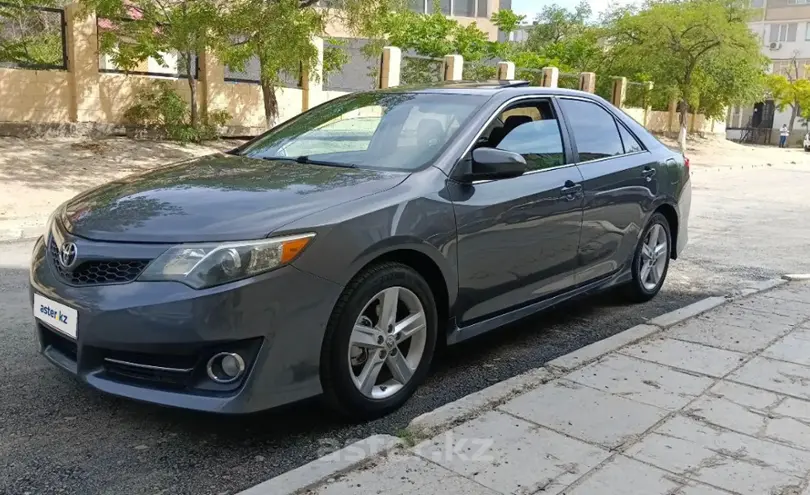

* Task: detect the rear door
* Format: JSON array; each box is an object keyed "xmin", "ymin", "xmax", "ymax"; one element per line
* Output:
[
  {"xmin": 556, "ymin": 97, "xmax": 662, "ymax": 285},
  {"xmin": 451, "ymin": 97, "xmax": 585, "ymax": 325}
]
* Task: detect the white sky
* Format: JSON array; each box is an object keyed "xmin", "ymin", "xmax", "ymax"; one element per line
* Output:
[{"xmin": 510, "ymin": 0, "xmax": 636, "ymax": 22}]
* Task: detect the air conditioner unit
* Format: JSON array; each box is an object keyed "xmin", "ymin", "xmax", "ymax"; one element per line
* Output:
[{"xmin": 769, "ymin": 42, "xmax": 783, "ymax": 50}]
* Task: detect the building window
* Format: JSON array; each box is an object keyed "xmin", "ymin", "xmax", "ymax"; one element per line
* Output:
[
  {"xmin": 453, "ymin": 0, "xmax": 475, "ymax": 16},
  {"xmin": 408, "ymin": 0, "xmax": 489, "ymax": 18},
  {"xmin": 770, "ymin": 23, "xmax": 798, "ymax": 43},
  {"xmin": 788, "ymin": 0, "xmax": 810, "ymax": 4},
  {"xmin": 751, "ymin": 0, "xmax": 763, "ymax": 6},
  {"xmin": 805, "ymin": 22, "xmax": 810, "ymax": 40},
  {"xmin": 478, "ymin": 0, "xmax": 488, "ymax": 17}
]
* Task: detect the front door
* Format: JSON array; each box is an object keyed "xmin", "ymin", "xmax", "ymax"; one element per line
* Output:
[
  {"xmin": 556, "ymin": 97, "xmax": 662, "ymax": 284},
  {"xmin": 450, "ymin": 98, "xmax": 584, "ymax": 325}
]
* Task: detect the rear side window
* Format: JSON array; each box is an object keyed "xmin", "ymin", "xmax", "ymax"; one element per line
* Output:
[
  {"xmin": 558, "ymin": 99, "xmax": 624, "ymax": 162},
  {"xmin": 618, "ymin": 124, "xmax": 643, "ymax": 153}
]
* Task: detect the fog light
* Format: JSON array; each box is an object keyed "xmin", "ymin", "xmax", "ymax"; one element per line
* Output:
[{"xmin": 206, "ymin": 352, "xmax": 246, "ymax": 383}]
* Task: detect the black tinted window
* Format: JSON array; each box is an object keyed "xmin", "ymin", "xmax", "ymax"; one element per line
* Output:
[
  {"xmin": 559, "ymin": 99, "xmax": 623, "ymax": 161},
  {"xmin": 618, "ymin": 124, "xmax": 643, "ymax": 153},
  {"xmin": 486, "ymin": 101, "xmax": 565, "ymax": 171}
]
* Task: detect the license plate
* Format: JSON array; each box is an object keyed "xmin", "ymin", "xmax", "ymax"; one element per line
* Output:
[{"xmin": 33, "ymin": 293, "xmax": 78, "ymax": 339}]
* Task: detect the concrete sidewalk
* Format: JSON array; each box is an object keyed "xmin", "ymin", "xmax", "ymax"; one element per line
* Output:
[{"xmin": 270, "ymin": 282, "xmax": 810, "ymax": 495}]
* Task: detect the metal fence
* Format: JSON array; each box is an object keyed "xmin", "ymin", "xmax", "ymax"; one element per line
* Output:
[
  {"xmin": 224, "ymin": 55, "xmax": 300, "ymax": 88},
  {"xmin": 401, "ymin": 53, "xmax": 445, "ymax": 85},
  {"xmin": 462, "ymin": 60, "xmax": 497, "ymax": 81},
  {"xmin": 0, "ymin": 3, "xmax": 67, "ymax": 70},
  {"xmin": 96, "ymin": 16, "xmax": 199, "ymax": 78},
  {"xmin": 625, "ymin": 81, "xmax": 650, "ymax": 108},
  {"xmin": 323, "ymin": 38, "xmax": 379, "ymax": 92},
  {"xmin": 516, "ymin": 67, "xmax": 544, "ymax": 86},
  {"xmin": 557, "ymin": 72, "xmax": 580, "ymax": 90}
]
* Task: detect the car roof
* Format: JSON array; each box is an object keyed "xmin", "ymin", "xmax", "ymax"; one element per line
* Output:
[{"xmin": 380, "ymin": 81, "xmax": 600, "ymax": 98}]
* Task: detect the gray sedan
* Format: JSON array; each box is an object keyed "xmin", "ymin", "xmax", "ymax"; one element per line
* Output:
[{"xmin": 30, "ymin": 82, "xmax": 690, "ymax": 419}]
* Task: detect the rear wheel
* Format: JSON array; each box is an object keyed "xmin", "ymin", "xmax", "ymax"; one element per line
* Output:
[
  {"xmin": 320, "ymin": 262, "xmax": 437, "ymax": 420},
  {"xmin": 623, "ymin": 212, "xmax": 672, "ymax": 303}
]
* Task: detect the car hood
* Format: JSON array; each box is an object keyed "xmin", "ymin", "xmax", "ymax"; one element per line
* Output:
[{"xmin": 61, "ymin": 153, "xmax": 408, "ymax": 243}]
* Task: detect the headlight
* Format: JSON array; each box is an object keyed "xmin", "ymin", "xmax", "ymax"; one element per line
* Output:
[{"xmin": 139, "ymin": 233, "xmax": 315, "ymax": 289}]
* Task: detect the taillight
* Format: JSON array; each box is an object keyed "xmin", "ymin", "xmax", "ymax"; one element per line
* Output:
[{"xmin": 684, "ymin": 156, "xmax": 690, "ymax": 174}]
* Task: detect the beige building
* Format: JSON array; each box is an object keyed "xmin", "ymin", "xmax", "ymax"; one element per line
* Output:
[{"xmin": 728, "ymin": 0, "xmax": 810, "ymax": 143}]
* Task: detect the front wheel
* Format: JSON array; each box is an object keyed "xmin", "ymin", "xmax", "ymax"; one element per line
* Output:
[
  {"xmin": 320, "ymin": 262, "xmax": 438, "ymax": 420},
  {"xmin": 623, "ymin": 213, "xmax": 672, "ymax": 303}
]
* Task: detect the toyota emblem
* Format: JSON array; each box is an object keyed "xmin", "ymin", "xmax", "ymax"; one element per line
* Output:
[{"xmin": 58, "ymin": 242, "xmax": 78, "ymax": 269}]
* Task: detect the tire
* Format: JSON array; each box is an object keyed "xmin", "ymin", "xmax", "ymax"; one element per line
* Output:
[
  {"xmin": 320, "ymin": 262, "xmax": 438, "ymax": 420},
  {"xmin": 623, "ymin": 212, "xmax": 672, "ymax": 303}
]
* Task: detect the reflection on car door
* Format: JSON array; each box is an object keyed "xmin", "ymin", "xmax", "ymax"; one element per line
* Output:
[
  {"xmin": 556, "ymin": 97, "xmax": 661, "ymax": 284},
  {"xmin": 450, "ymin": 98, "xmax": 584, "ymax": 326}
]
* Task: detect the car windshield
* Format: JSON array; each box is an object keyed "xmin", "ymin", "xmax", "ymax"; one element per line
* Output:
[{"xmin": 238, "ymin": 92, "xmax": 488, "ymax": 171}]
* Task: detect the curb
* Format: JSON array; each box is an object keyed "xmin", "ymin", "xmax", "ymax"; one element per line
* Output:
[
  {"xmin": 0, "ymin": 228, "xmax": 41, "ymax": 244},
  {"xmin": 234, "ymin": 277, "xmax": 787, "ymax": 495},
  {"xmin": 236, "ymin": 435, "xmax": 402, "ymax": 495},
  {"xmin": 783, "ymin": 274, "xmax": 810, "ymax": 281}
]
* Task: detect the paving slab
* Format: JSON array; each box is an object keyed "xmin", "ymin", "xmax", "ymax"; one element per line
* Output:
[
  {"xmin": 498, "ymin": 379, "xmax": 668, "ymax": 449},
  {"xmin": 695, "ymin": 305, "xmax": 799, "ymax": 335},
  {"xmin": 762, "ymin": 328, "xmax": 810, "ymax": 366},
  {"xmin": 760, "ymin": 286, "xmax": 810, "ymax": 306},
  {"xmin": 666, "ymin": 317, "xmax": 779, "ymax": 353},
  {"xmin": 731, "ymin": 296, "xmax": 810, "ymax": 321},
  {"xmin": 564, "ymin": 455, "xmax": 728, "ymax": 495},
  {"xmin": 545, "ymin": 324, "xmax": 660, "ymax": 372},
  {"xmin": 685, "ymin": 381, "xmax": 810, "ymax": 452},
  {"xmin": 565, "ymin": 353, "xmax": 713, "ymax": 411},
  {"xmin": 729, "ymin": 356, "xmax": 810, "ymax": 401},
  {"xmin": 412, "ymin": 410, "xmax": 608, "ymax": 495},
  {"xmin": 305, "ymin": 452, "xmax": 500, "ymax": 495},
  {"xmin": 625, "ymin": 415, "xmax": 810, "ymax": 494},
  {"xmin": 619, "ymin": 338, "xmax": 746, "ymax": 377}
]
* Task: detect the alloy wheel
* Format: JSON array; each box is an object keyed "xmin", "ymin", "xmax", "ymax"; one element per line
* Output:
[
  {"xmin": 348, "ymin": 286, "xmax": 427, "ymax": 400},
  {"xmin": 640, "ymin": 223, "xmax": 668, "ymax": 291}
]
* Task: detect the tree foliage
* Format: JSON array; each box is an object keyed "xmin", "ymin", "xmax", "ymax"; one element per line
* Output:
[
  {"xmin": 606, "ymin": 0, "xmax": 766, "ymax": 146},
  {"xmin": 766, "ymin": 58, "xmax": 810, "ymax": 130}
]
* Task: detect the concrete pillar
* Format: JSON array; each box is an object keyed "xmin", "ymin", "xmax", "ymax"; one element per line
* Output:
[
  {"xmin": 301, "ymin": 36, "xmax": 324, "ymax": 111},
  {"xmin": 198, "ymin": 51, "xmax": 225, "ymax": 118},
  {"xmin": 643, "ymin": 81, "xmax": 654, "ymax": 127},
  {"xmin": 667, "ymin": 98, "xmax": 678, "ymax": 134},
  {"xmin": 578, "ymin": 72, "xmax": 596, "ymax": 93},
  {"xmin": 541, "ymin": 67, "xmax": 559, "ymax": 88},
  {"xmin": 379, "ymin": 47, "xmax": 402, "ymax": 89},
  {"xmin": 443, "ymin": 54, "xmax": 463, "ymax": 82},
  {"xmin": 497, "ymin": 61, "xmax": 515, "ymax": 81},
  {"xmin": 64, "ymin": 4, "xmax": 101, "ymax": 123},
  {"xmin": 611, "ymin": 77, "xmax": 627, "ymax": 108}
]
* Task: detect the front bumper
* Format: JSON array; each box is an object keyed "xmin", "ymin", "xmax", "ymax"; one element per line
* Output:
[{"xmin": 29, "ymin": 235, "xmax": 343, "ymax": 414}]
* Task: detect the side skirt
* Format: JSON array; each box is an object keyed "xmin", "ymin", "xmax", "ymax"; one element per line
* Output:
[{"xmin": 446, "ymin": 269, "xmax": 633, "ymax": 345}]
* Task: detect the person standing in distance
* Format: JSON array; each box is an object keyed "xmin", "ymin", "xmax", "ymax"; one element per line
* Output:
[{"xmin": 780, "ymin": 124, "xmax": 789, "ymax": 148}]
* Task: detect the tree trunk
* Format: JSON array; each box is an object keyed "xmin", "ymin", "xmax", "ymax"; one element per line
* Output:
[
  {"xmin": 186, "ymin": 51, "xmax": 199, "ymax": 128},
  {"xmin": 789, "ymin": 102, "xmax": 799, "ymax": 134},
  {"xmin": 260, "ymin": 76, "xmax": 279, "ymax": 129},
  {"xmin": 678, "ymin": 100, "xmax": 688, "ymax": 152}
]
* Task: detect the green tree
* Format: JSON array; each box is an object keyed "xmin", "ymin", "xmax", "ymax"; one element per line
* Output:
[
  {"xmin": 607, "ymin": 0, "xmax": 765, "ymax": 150},
  {"xmin": 220, "ymin": 0, "xmax": 401, "ymax": 127},
  {"xmin": 85, "ymin": 0, "xmax": 227, "ymax": 128},
  {"xmin": 766, "ymin": 57, "xmax": 810, "ymax": 134}
]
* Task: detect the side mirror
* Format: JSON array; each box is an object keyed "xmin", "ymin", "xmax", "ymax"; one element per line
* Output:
[{"xmin": 463, "ymin": 147, "xmax": 527, "ymax": 182}]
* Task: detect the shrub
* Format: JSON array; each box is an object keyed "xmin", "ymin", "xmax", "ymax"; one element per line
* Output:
[{"xmin": 124, "ymin": 82, "xmax": 231, "ymax": 142}]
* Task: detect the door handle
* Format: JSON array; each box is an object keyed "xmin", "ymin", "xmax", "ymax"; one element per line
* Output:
[
  {"xmin": 560, "ymin": 181, "xmax": 582, "ymax": 200},
  {"xmin": 642, "ymin": 167, "xmax": 657, "ymax": 182}
]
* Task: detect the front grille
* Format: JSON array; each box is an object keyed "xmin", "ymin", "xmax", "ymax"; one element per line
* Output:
[{"xmin": 48, "ymin": 238, "xmax": 150, "ymax": 286}]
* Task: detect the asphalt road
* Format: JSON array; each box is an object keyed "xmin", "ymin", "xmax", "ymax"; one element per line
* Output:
[{"xmin": 2, "ymin": 156, "xmax": 810, "ymax": 495}]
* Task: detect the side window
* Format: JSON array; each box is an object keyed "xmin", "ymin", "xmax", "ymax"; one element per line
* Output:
[
  {"xmin": 558, "ymin": 99, "xmax": 624, "ymax": 162},
  {"xmin": 618, "ymin": 124, "xmax": 643, "ymax": 153},
  {"xmin": 486, "ymin": 100, "xmax": 565, "ymax": 171}
]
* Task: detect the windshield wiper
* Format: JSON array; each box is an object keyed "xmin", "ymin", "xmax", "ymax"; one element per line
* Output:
[{"xmin": 260, "ymin": 155, "xmax": 357, "ymax": 168}]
